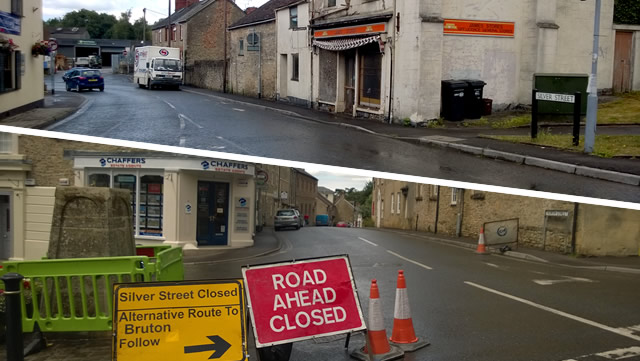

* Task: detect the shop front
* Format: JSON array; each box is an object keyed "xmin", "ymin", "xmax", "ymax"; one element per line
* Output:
[
  {"xmin": 311, "ymin": 16, "xmax": 392, "ymax": 119},
  {"xmin": 73, "ymin": 154, "xmax": 256, "ymax": 249}
]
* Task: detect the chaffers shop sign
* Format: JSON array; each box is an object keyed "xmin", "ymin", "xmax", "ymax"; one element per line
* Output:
[
  {"xmin": 242, "ymin": 256, "xmax": 365, "ymax": 347},
  {"xmin": 74, "ymin": 157, "xmax": 255, "ymax": 175}
]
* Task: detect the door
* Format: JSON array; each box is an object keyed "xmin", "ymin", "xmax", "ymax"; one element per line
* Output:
[
  {"xmin": 613, "ymin": 31, "xmax": 633, "ymax": 93},
  {"xmin": 0, "ymin": 194, "xmax": 11, "ymax": 260},
  {"xmin": 196, "ymin": 182, "xmax": 229, "ymax": 246},
  {"xmin": 344, "ymin": 50, "xmax": 356, "ymax": 113}
]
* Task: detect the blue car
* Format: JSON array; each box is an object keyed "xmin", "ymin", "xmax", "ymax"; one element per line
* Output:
[{"xmin": 64, "ymin": 68, "xmax": 104, "ymax": 92}]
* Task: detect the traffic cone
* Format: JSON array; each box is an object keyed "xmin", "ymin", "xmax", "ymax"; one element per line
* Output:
[
  {"xmin": 351, "ymin": 280, "xmax": 404, "ymax": 361},
  {"xmin": 389, "ymin": 270, "xmax": 429, "ymax": 352},
  {"xmin": 476, "ymin": 227, "xmax": 490, "ymax": 255}
]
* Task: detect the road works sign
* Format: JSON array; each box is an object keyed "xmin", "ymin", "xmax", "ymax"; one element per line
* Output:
[
  {"xmin": 242, "ymin": 255, "xmax": 365, "ymax": 347},
  {"xmin": 112, "ymin": 280, "xmax": 247, "ymax": 361}
]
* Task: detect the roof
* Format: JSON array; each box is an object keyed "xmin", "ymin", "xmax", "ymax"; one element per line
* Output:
[
  {"xmin": 318, "ymin": 186, "xmax": 333, "ymax": 195},
  {"xmin": 228, "ymin": 0, "xmax": 300, "ymax": 30},
  {"xmin": 295, "ymin": 168, "xmax": 318, "ymax": 181},
  {"xmin": 152, "ymin": 0, "xmax": 214, "ymax": 30},
  {"xmin": 316, "ymin": 192, "xmax": 334, "ymax": 207},
  {"xmin": 49, "ymin": 27, "xmax": 88, "ymax": 35}
]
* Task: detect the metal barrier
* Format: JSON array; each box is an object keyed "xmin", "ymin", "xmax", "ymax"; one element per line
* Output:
[
  {"xmin": 0, "ymin": 247, "xmax": 184, "ymax": 333},
  {"xmin": 136, "ymin": 244, "xmax": 172, "ymax": 258}
]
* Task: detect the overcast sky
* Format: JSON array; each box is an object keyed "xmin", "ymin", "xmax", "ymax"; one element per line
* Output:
[
  {"xmin": 43, "ymin": 0, "xmax": 270, "ymax": 24},
  {"xmin": 304, "ymin": 167, "xmax": 371, "ymax": 192}
]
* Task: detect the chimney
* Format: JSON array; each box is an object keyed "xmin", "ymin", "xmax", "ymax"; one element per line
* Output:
[
  {"xmin": 175, "ymin": 0, "xmax": 198, "ymax": 11},
  {"xmin": 245, "ymin": 7, "xmax": 258, "ymax": 15}
]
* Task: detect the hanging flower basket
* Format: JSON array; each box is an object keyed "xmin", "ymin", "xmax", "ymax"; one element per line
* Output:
[
  {"xmin": 31, "ymin": 41, "xmax": 50, "ymax": 57},
  {"xmin": 0, "ymin": 36, "xmax": 18, "ymax": 52}
]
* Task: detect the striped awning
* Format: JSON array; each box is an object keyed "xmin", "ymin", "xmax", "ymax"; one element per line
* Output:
[{"xmin": 312, "ymin": 35, "xmax": 381, "ymax": 51}]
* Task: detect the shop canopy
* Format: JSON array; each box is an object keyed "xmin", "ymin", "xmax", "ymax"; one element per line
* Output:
[{"xmin": 312, "ymin": 35, "xmax": 381, "ymax": 52}]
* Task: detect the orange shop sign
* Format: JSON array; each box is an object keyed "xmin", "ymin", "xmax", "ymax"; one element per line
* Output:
[
  {"xmin": 443, "ymin": 19, "xmax": 515, "ymax": 37},
  {"xmin": 314, "ymin": 23, "xmax": 386, "ymax": 39}
]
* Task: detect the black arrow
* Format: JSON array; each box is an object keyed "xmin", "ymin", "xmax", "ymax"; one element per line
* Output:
[{"xmin": 184, "ymin": 335, "xmax": 231, "ymax": 359}]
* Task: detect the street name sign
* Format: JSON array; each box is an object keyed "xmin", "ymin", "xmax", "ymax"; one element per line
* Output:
[
  {"xmin": 112, "ymin": 280, "xmax": 247, "ymax": 361},
  {"xmin": 242, "ymin": 255, "xmax": 365, "ymax": 347},
  {"xmin": 535, "ymin": 92, "xmax": 576, "ymax": 104}
]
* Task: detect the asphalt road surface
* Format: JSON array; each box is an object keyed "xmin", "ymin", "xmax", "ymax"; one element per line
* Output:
[
  {"xmin": 46, "ymin": 71, "xmax": 640, "ymax": 204},
  {"xmin": 187, "ymin": 227, "xmax": 640, "ymax": 361}
]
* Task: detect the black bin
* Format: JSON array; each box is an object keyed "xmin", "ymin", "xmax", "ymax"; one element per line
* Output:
[
  {"xmin": 463, "ymin": 79, "xmax": 486, "ymax": 119},
  {"xmin": 441, "ymin": 80, "xmax": 467, "ymax": 121}
]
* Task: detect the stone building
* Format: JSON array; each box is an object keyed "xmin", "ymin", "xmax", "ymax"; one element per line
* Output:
[
  {"xmin": 255, "ymin": 164, "xmax": 294, "ymax": 227},
  {"xmin": 315, "ymin": 190, "xmax": 335, "ymax": 223},
  {"xmin": 0, "ymin": 0, "xmax": 44, "ymax": 117},
  {"xmin": 152, "ymin": 0, "xmax": 200, "ymax": 58},
  {"xmin": 292, "ymin": 168, "xmax": 317, "ymax": 222},
  {"xmin": 373, "ymin": 178, "xmax": 640, "ymax": 257},
  {"xmin": 273, "ymin": 0, "xmax": 617, "ymax": 123},
  {"xmin": 334, "ymin": 193, "xmax": 360, "ymax": 226},
  {"xmin": 1, "ymin": 134, "xmax": 263, "ymax": 261},
  {"xmin": 228, "ymin": 0, "xmax": 299, "ymax": 99}
]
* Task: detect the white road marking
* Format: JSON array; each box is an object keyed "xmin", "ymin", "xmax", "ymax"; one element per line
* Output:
[
  {"xmin": 465, "ymin": 281, "xmax": 640, "ymax": 342},
  {"xmin": 232, "ymin": 108, "xmax": 246, "ymax": 112},
  {"xmin": 533, "ymin": 276, "xmax": 594, "ymax": 286},
  {"xmin": 485, "ymin": 263, "xmax": 499, "ymax": 268},
  {"xmin": 179, "ymin": 136, "xmax": 186, "ymax": 147},
  {"xmin": 616, "ymin": 324, "xmax": 640, "ymax": 334},
  {"xmin": 210, "ymin": 146, "xmax": 226, "ymax": 150},
  {"xmin": 358, "ymin": 237, "xmax": 378, "ymax": 247},
  {"xmin": 178, "ymin": 113, "xmax": 203, "ymax": 129},
  {"xmin": 563, "ymin": 346, "xmax": 640, "ymax": 360},
  {"xmin": 163, "ymin": 100, "xmax": 176, "ymax": 109},
  {"xmin": 387, "ymin": 250, "xmax": 433, "ymax": 270},
  {"xmin": 179, "ymin": 116, "xmax": 185, "ymax": 130}
]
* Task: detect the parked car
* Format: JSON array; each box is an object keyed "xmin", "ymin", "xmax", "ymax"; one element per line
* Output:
[
  {"xmin": 294, "ymin": 210, "xmax": 304, "ymax": 228},
  {"xmin": 274, "ymin": 209, "xmax": 300, "ymax": 231},
  {"xmin": 62, "ymin": 67, "xmax": 88, "ymax": 82},
  {"xmin": 64, "ymin": 69, "xmax": 104, "ymax": 92},
  {"xmin": 336, "ymin": 221, "xmax": 349, "ymax": 228},
  {"xmin": 316, "ymin": 214, "xmax": 330, "ymax": 226}
]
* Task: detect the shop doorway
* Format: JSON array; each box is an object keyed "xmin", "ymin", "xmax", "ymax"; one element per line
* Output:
[
  {"xmin": 359, "ymin": 44, "xmax": 382, "ymax": 108},
  {"xmin": 197, "ymin": 182, "xmax": 229, "ymax": 246},
  {"xmin": 0, "ymin": 193, "xmax": 11, "ymax": 259},
  {"xmin": 344, "ymin": 50, "xmax": 356, "ymax": 114}
]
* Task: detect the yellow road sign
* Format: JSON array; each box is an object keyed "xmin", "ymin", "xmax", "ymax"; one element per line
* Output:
[{"xmin": 112, "ymin": 280, "xmax": 246, "ymax": 361}]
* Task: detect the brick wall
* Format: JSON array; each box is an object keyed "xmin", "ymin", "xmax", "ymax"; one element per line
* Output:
[
  {"xmin": 228, "ymin": 22, "xmax": 278, "ymax": 99},
  {"xmin": 185, "ymin": 0, "xmax": 245, "ymax": 91}
]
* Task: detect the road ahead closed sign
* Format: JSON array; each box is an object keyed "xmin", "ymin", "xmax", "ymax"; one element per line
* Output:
[
  {"xmin": 112, "ymin": 280, "xmax": 247, "ymax": 361},
  {"xmin": 242, "ymin": 256, "xmax": 365, "ymax": 347}
]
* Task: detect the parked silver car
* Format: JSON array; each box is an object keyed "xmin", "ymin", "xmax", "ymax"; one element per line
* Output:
[{"xmin": 274, "ymin": 209, "xmax": 301, "ymax": 231}]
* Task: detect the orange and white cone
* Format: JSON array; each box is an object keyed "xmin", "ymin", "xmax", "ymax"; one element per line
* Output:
[
  {"xmin": 475, "ymin": 228, "xmax": 490, "ymax": 255},
  {"xmin": 351, "ymin": 280, "xmax": 404, "ymax": 361},
  {"xmin": 389, "ymin": 270, "xmax": 429, "ymax": 352}
]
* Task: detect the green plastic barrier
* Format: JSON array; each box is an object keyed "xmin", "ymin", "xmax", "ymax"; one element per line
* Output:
[
  {"xmin": 2, "ymin": 256, "xmax": 155, "ymax": 332},
  {"xmin": 155, "ymin": 247, "xmax": 184, "ymax": 282}
]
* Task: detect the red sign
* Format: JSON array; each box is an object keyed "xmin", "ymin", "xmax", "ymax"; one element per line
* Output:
[
  {"xmin": 242, "ymin": 256, "xmax": 365, "ymax": 347},
  {"xmin": 443, "ymin": 19, "xmax": 515, "ymax": 37},
  {"xmin": 314, "ymin": 23, "xmax": 386, "ymax": 39},
  {"xmin": 123, "ymin": 49, "xmax": 128, "ymax": 56}
]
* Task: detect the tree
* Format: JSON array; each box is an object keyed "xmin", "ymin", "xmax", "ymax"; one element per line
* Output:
[
  {"xmin": 110, "ymin": 10, "xmax": 135, "ymax": 40},
  {"xmin": 614, "ymin": 0, "xmax": 640, "ymax": 25},
  {"xmin": 132, "ymin": 17, "xmax": 152, "ymax": 42},
  {"xmin": 55, "ymin": 9, "xmax": 117, "ymax": 39}
]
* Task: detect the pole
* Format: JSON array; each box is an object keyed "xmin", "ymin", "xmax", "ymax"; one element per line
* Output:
[
  {"xmin": 2, "ymin": 273, "xmax": 25, "ymax": 361},
  {"xmin": 258, "ymin": 29, "xmax": 262, "ymax": 99},
  {"xmin": 573, "ymin": 92, "xmax": 581, "ymax": 146},
  {"xmin": 584, "ymin": 0, "xmax": 601, "ymax": 153},
  {"xmin": 223, "ymin": 0, "xmax": 228, "ymax": 93},
  {"xmin": 50, "ymin": 50, "xmax": 56, "ymax": 95},
  {"xmin": 168, "ymin": 0, "xmax": 172, "ymax": 47},
  {"xmin": 143, "ymin": 8, "xmax": 146, "ymax": 43},
  {"xmin": 531, "ymin": 89, "xmax": 538, "ymax": 139}
]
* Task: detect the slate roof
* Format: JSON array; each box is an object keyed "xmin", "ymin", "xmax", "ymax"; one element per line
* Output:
[
  {"xmin": 152, "ymin": 0, "xmax": 213, "ymax": 30},
  {"xmin": 228, "ymin": 0, "xmax": 301, "ymax": 29},
  {"xmin": 318, "ymin": 186, "xmax": 333, "ymax": 195},
  {"xmin": 295, "ymin": 168, "xmax": 318, "ymax": 181}
]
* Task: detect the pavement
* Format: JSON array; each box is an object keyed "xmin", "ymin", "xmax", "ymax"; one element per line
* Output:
[{"xmin": 2, "ymin": 81, "xmax": 639, "ymax": 187}]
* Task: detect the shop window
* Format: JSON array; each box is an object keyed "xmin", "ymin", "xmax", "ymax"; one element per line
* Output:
[
  {"xmin": 291, "ymin": 53, "xmax": 299, "ymax": 81},
  {"xmin": 239, "ymin": 39, "xmax": 244, "ymax": 56},
  {"xmin": 359, "ymin": 44, "xmax": 382, "ymax": 108},
  {"xmin": 290, "ymin": 6, "xmax": 298, "ymax": 29},
  {"xmin": 88, "ymin": 174, "xmax": 110, "ymax": 187},
  {"xmin": 0, "ymin": 51, "xmax": 21, "ymax": 93},
  {"xmin": 140, "ymin": 175, "xmax": 164, "ymax": 236}
]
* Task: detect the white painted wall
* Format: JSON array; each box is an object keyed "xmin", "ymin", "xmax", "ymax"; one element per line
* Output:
[
  {"xmin": 276, "ymin": 2, "xmax": 312, "ymax": 103},
  {"xmin": 0, "ymin": 0, "xmax": 45, "ymax": 113},
  {"xmin": 24, "ymin": 187, "xmax": 55, "ymax": 260}
]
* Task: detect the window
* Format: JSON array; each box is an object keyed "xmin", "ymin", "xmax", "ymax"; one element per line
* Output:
[
  {"xmin": 381, "ymin": 200, "xmax": 384, "ymax": 218},
  {"xmin": 289, "ymin": 6, "xmax": 298, "ymax": 29},
  {"xmin": 11, "ymin": 0, "xmax": 22, "ymax": 16},
  {"xmin": 390, "ymin": 193, "xmax": 394, "ymax": 214},
  {"xmin": 328, "ymin": 0, "xmax": 336, "ymax": 6},
  {"xmin": 172, "ymin": 26, "xmax": 177, "ymax": 41},
  {"xmin": 291, "ymin": 53, "xmax": 299, "ymax": 81},
  {"xmin": 239, "ymin": 39, "xmax": 244, "ymax": 56},
  {"xmin": 88, "ymin": 171, "xmax": 164, "ymax": 237},
  {"xmin": 0, "ymin": 51, "xmax": 21, "ymax": 93},
  {"xmin": 180, "ymin": 25, "xmax": 183, "ymax": 41},
  {"xmin": 451, "ymin": 188, "xmax": 459, "ymax": 205},
  {"xmin": 396, "ymin": 192, "xmax": 401, "ymax": 214},
  {"xmin": 0, "ymin": 133, "xmax": 14, "ymax": 153},
  {"xmin": 359, "ymin": 44, "xmax": 382, "ymax": 108}
]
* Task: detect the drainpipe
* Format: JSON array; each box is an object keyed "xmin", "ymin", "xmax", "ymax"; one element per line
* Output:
[
  {"xmin": 456, "ymin": 189, "xmax": 465, "ymax": 237},
  {"xmin": 570, "ymin": 202, "xmax": 579, "ymax": 254},
  {"xmin": 434, "ymin": 185, "xmax": 440, "ymax": 234},
  {"xmin": 223, "ymin": 0, "xmax": 228, "ymax": 93},
  {"xmin": 388, "ymin": 0, "xmax": 397, "ymax": 123}
]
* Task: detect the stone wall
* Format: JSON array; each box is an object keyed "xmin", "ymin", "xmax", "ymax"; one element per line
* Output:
[
  {"xmin": 229, "ymin": 22, "xmax": 278, "ymax": 99},
  {"xmin": 185, "ymin": 0, "xmax": 245, "ymax": 91},
  {"xmin": 47, "ymin": 187, "xmax": 135, "ymax": 259},
  {"xmin": 575, "ymin": 205, "xmax": 640, "ymax": 256}
]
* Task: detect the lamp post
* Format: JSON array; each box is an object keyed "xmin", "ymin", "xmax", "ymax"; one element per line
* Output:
[{"xmin": 583, "ymin": 0, "xmax": 601, "ymax": 153}]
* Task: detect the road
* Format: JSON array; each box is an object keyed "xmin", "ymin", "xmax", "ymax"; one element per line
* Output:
[
  {"xmin": 187, "ymin": 227, "xmax": 640, "ymax": 361},
  {"xmin": 45, "ymin": 71, "xmax": 640, "ymax": 203}
]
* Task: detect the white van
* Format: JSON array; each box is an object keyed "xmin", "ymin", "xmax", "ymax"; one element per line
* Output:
[{"xmin": 133, "ymin": 46, "xmax": 182, "ymax": 90}]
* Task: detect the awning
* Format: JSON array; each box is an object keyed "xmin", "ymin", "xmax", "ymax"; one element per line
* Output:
[{"xmin": 312, "ymin": 35, "xmax": 381, "ymax": 51}]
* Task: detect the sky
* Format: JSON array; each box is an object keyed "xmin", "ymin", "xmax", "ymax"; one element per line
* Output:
[
  {"xmin": 43, "ymin": 0, "xmax": 270, "ymax": 24},
  {"xmin": 304, "ymin": 166, "xmax": 371, "ymax": 192}
]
